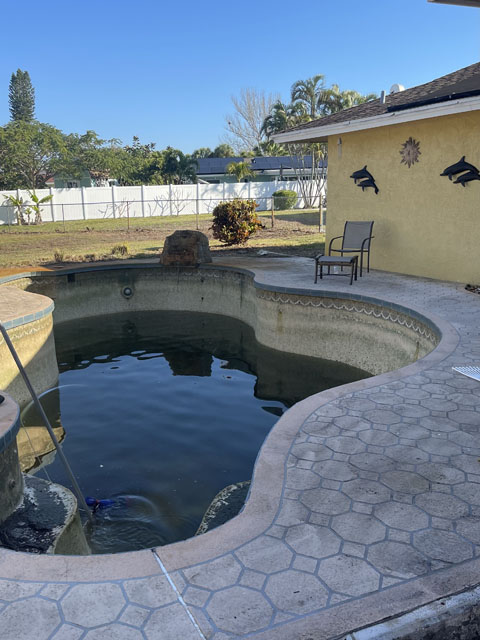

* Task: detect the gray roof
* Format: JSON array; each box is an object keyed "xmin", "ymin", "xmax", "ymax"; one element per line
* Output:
[
  {"xmin": 196, "ymin": 155, "xmax": 326, "ymax": 175},
  {"xmin": 283, "ymin": 62, "xmax": 480, "ymax": 135}
]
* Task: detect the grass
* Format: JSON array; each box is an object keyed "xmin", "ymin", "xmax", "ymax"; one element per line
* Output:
[{"xmin": 0, "ymin": 209, "xmax": 325, "ymax": 269}]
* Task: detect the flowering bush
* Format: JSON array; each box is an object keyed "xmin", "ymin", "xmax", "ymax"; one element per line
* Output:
[{"xmin": 211, "ymin": 199, "xmax": 263, "ymax": 245}]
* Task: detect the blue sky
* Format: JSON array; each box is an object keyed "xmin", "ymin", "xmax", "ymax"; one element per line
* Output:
[{"xmin": 0, "ymin": 1, "xmax": 478, "ymax": 153}]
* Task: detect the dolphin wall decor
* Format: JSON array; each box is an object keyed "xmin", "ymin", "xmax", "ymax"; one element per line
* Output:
[
  {"xmin": 350, "ymin": 165, "xmax": 374, "ymax": 184},
  {"xmin": 440, "ymin": 156, "xmax": 480, "ymax": 181},
  {"xmin": 350, "ymin": 166, "xmax": 379, "ymax": 195},
  {"xmin": 356, "ymin": 178, "xmax": 379, "ymax": 195},
  {"xmin": 453, "ymin": 170, "xmax": 480, "ymax": 187}
]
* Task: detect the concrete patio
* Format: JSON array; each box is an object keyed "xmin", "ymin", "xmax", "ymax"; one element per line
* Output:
[{"xmin": 1, "ymin": 255, "xmax": 480, "ymax": 639}]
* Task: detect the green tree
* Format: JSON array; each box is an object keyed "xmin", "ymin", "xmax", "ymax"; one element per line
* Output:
[
  {"xmin": 261, "ymin": 100, "xmax": 309, "ymax": 138},
  {"xmin": 162, "ymin": 147, "xmax": 197, "ymax": 184},
  {"xmin": 28, "ymin": 190, "xmax": 54, "ymax": 224},
  {"xmin": 226, "ymin": 160, "xmax": 254, "ymax": 182},
  {"xmin": 2, "ymin": 193, "xmax": 28, "ymax": 224},
  {"xmin": 291, "ymin": 74, "xmax": 325, "ymax": 119},
  {"xmin": 191, "ymin": 147, "xmax": 213, "ymax": 159},
  {"xmin": 212, "ymin": 144, "xmax": 234, "ymax": 158},
  {"xmin": 191, "ymin": 145, "xmax": 235, "ymax": 159},
  {"xmin": 0, "ymin": 121, "xmax": 67, "ymax": 190},
  {"xmin": 319, "ymin": 85, "xmax": 377, "ymax": 116},
  {"xmin": 9, "ymin": 69, "xmax": 35, "ymax": 122}
]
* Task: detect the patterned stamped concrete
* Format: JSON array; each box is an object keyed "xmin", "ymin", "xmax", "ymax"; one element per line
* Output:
[{"xmin": 1, "ymin": 256, "xmax": 480, "ymax": 639}]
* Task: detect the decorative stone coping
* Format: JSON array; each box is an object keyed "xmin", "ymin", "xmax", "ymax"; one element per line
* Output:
[
  {"xmin": 0, "ymin": 257, "xmax": 479, "ymax": 640},
  {"xmin": 0, "ymin": 286, "xmax": 54, "ymax": 331}
]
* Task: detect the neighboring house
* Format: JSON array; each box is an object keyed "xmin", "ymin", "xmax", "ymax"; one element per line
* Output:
[
  {"xmin": 195, "ymin": 156, "xmax": 326, "ymax": 184},
  {"xmin": 53, "ymin": 170, "xmax": 117, "ymax": 189},
  {"xmin": 273, "ymin": 62, "xmax": 480, "ymax": 284}
]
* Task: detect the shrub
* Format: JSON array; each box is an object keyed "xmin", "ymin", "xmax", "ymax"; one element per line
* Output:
[
  {"xmin": 53, "ymin": 249, "xmax": 64, "ymax": 263},
  {"xmin": 273, "ymin": 190, "xmax": 297, "ymax": 210},
  {"xmin": 111, "ymin": 243, "xmax": 129, "ymax": 256},
  {"xmin": 211, "ymin": 199, "xmax": 263, "ymax": 245}
]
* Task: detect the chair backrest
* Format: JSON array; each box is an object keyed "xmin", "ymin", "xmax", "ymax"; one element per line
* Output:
[{"xmin": 342, "ymin": 221, "xmax": 374, "ymax": 250}]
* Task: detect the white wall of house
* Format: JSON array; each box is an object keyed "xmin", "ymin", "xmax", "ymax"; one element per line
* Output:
[{"xmin": 0, "ymin": 180, "xmax": 325, "ymax": 224}]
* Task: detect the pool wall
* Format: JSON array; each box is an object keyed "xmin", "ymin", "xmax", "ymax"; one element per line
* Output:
[{"xmin": 3, "ymin": 266, "xmax": 439, "ymax": 388}]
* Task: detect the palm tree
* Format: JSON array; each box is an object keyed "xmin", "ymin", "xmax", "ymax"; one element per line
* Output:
[
  {"xmin": 319, "ymin": 85, "xmax": 378, "ymax": 116},
  {"xmin": 226, "ymin": 160, "xmax": 254, "ymax": 182},
  {"xmin": 261, "ymin": 101, "xmax": 309, "ymax": 139},
  {"xmin": 290, "ymin": 74, "xmax": 325, "ymax": 119}
]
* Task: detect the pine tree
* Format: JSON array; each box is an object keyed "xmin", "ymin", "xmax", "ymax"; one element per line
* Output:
[{"xmin": 9, "ymin": 69, "xmax": 35, "ymax": 122}]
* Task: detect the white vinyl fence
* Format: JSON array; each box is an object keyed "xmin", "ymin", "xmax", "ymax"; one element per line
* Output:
[{"xmin": 0, "ymin": 180, "xmax": 325, "ymax": 225}]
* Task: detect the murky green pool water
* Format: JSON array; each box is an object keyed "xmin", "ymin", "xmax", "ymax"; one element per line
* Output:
[{"xmin": 20, "ymin": 311, "xmax": 368, "ymax": 553}]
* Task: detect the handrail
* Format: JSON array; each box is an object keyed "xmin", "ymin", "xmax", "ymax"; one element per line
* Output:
[{"xmin": 0, "ymin": 323, "xmax": 93, "ymax": 522}]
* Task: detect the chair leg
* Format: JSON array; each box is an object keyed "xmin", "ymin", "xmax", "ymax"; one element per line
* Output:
[
  {"xmin": 349, "ymin": 263, "xmax": 354, "ymax": 285},
  {"xmin": 360, "ymin": 253, "xmax": 364, "ymax": 277},
  {"xmin": 314, "ymin": 259, "xmax": 318, "ymax": 283},
  {"xmin": 320, "ymin": 264, "xmax": 323, "ymax": 280},
  {"xmin": 354, "ymin": 258, "xmax": 358, "ymax": 281},
  {"xmin": 367, "ymin": 250, "xmax": 370, "ymax": 273}
]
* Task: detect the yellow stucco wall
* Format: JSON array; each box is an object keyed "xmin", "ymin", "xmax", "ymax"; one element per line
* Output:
[{"xmin": 327, "ymin": 110, "xmax": 480, "ymax": 283}]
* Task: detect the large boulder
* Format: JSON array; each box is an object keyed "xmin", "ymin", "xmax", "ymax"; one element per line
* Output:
[{"xmin": 160, "ymin": 230, "xmax": 212, "ymax": 266}]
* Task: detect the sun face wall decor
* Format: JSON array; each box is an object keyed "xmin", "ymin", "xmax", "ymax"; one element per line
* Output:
[{"xmin": 400, "ymin": 137, "xmax": 421, "ymax": 168}]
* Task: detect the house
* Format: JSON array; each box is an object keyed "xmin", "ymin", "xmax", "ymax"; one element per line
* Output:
[
  {"xmin": 195, "ymin": 156, "xmax": 326, "ymax": 184},
  {"xmin": 273, "ymin": 62, "xmax": 480, "ymax": 284},
  {"xmin": 53, "ymin": 170, "xmax": 117, "ymax": 189}
]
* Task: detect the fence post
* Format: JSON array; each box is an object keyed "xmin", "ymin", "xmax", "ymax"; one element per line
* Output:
[
  {"xmin": 49, "ymin": 187, "xmax": 55, "ymax": 222},
  {"xmin": 81, "ymin": 187, "xmax": 87, "ymax": 220},
  {"xmin": 141, "ymin": 185, "xmax": 146, "ymax": 217},
  {"xmin": 271, "ymin": 196, "xmax": 275, "ymax": 228},
  {"xmin": 169, "ymin": 184, "xmax": 173, "ymax": 216},
  {"xmin": 16, "ymin": 189, "xmax": 22, "ymax": 225},
  {"xmin": 222, "ymin": 182, "xmax": 226, "ymax": 202},
  {"xmin": 111, "ymin": 185, "xmax": 116, "ymax": 219},
  {"xmin": 196, "ymin": 182, "xmax": 200, "ymax": 230},
  {"xmin": 248, "ymin": 181, "xmax": 251, "ymax": 200}
]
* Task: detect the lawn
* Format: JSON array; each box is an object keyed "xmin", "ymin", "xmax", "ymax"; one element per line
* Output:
[{"xmin": 0, "ymin": 209, "xmax": 325, "ymax": 269}]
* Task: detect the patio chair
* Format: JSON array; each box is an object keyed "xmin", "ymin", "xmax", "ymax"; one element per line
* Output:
[{"xmin": 328, "ymin": 221, "xmax": 374, "ymax": 276}]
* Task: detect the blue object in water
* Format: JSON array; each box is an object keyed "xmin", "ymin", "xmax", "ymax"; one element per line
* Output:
[
  {"xmin": 98, "ymin": 499, "xmax": 115, "ymax": 508},
  {"xmin": 85, "ymin": 496, "xmax": 116, "ymax": 511}
]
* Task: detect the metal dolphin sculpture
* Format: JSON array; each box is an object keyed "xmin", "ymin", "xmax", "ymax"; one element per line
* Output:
[
  {"xmin": 350, "ymin": 165, "xmax": 374, "ymax": 184},
  {"xmin": 440, "ymin": 156, "xmax": 479, "ymax": 180},
  {"xmin": 453, "ymin": 170, "xmax": 480, "ymax": 187},
  {"xmin": 357, "ymin": 177, "xmax": 379, "ymax": 195}
]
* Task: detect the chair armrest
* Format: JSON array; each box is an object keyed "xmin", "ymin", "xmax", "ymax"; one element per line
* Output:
[
  {"xmin": 360, "ymin": 235, "xmax": 375, "ymax": 251},
  {"xmin": 314, "ymin": 253, "xmax": 325, "ymax": 260},
  {"xmin": 328, "ymin": 235, "xmax": 344, "ymax": 254}
]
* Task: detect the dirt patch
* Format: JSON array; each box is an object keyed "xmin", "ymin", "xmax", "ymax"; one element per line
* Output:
[{"xmin": 0, "ymin": 214, "xmax": 324, "ymax": 269}]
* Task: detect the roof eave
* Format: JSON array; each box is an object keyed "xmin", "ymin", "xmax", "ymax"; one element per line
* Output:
[{"xmin": 272, "ymin": 95, "xmax": 480, "ymax": 144}]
